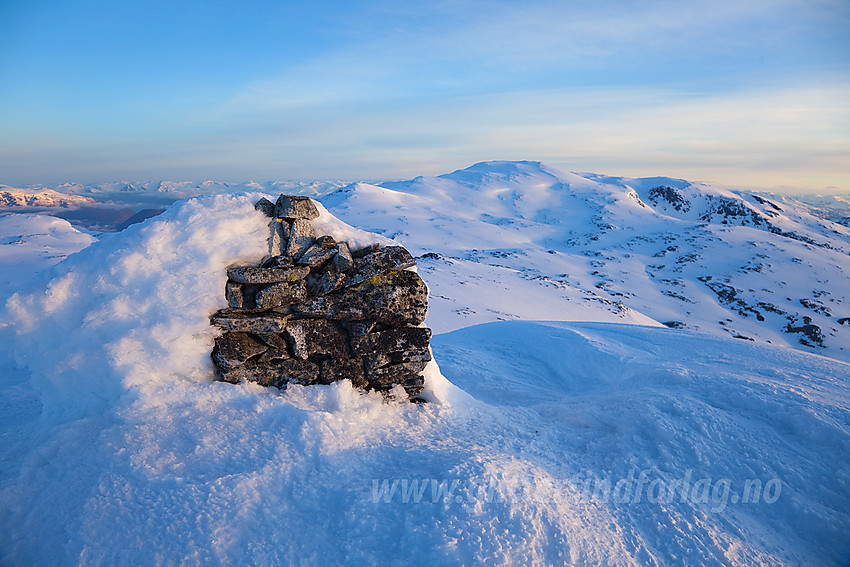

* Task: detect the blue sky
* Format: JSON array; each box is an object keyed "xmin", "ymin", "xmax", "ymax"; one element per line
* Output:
[{"xmin": 1, "ymin": 0, "xmax": 848, "ymax": 191}]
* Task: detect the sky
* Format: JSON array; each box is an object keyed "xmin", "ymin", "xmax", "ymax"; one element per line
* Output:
[{"xmin": 0, "ymin": 0, "xmax": 848, "ymax": 192}]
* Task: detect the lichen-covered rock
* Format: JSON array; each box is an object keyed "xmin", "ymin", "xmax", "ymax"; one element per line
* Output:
[
  {"xmin": 211, "ymin": 310, "xmax": 290, "ymax": 333},
  {"xmin": 291, "ymin": 270, "xmax": 428, "ymax": 326},
  {"xmin": 254, "ymin": 280, "xmax": 307, "ymax": 310},
  {"xmin": 284, "ymin": 318, "xmax": 348, "ymax": 360},
  {"xmin": 275, "ymin": 195, "xmax": 320, "ymax": 220},
  {"xmin": 227, "ymin": 266, "xmax": 308, "ymax": 285},
  {"xmin": 344, "ymin": 246, "xmax": 416, "ymax": 288},
  {"xmin": 350, "ymin": 327, "xmax": 432, "ymax": 356},
  {"xmin": 287, "ymin": 219, "xmax": 315, "ymax": 260},
  {"xmin": 211, "ymin": 332, "xmax": 268, "ymax": 374}
]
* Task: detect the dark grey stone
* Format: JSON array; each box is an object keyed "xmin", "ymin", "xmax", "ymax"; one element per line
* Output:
[
  {"xmin": 211, "ymin": 332, "xmax": 268, "ymax": 374},
  {"xmin": 307, "ymin": 270, "xmax": 346, "ymax": 296},
  {"xmin": 292, "ymin": 270, "xmax": 428, "ymax": 326},
  {"xmin": 226, "ymin": 282, "xmax": 249, "ymax": 309},
  {"xmin": 227, "ymin": 266, "xmax": 308, "ymax": 285},
  {"xmin": 363, "ymin": 348, "xmax": 431, "ymax": 372},
  {"xmin": 344, "ymin": 246, "xmax": 417, "ymax": 288},
  {"xmin": 284, "ymin": 318, "xmax": 348, "ymax": 360},
  {"xmin": 262, "ymin": 255, "xmax": 294, "ymax": 268},
  {"xmin": 255, "ymin": 281, "xmax": 307, "ymax": 310},
  {"xmin": 275, "ymin": 358, "xmax": 321, "ymax": 386},
  {"xmin": 297, "ymin": 244, "xmax": 338, "ymax": 268},
  {"xmin": 332, "ymin": 241, "xmax": 354, "ymax": 272},
  {"xmin": 211, "ymin": 310, "xmax": 291, "ymax": 334},
  {"xmin": 320, "ymin": 357, "xmax": 366, "ymax": 387},
  {"xmin": 257, "ymin": 333, "xmax": 291, "ymax": 353},
  {"xmin": 346, "ymin": 320, "xmax": 376, "ymax": 337},
  {"xmin": 269, "ymin": 219, "xmax": 290, "ymax": 256},
  {"xmin": 254, "ymin": 198, "xmax": 275, "ymax": 217},
  {"xmin": 350, "ymin": 327, "xmax": 432, "ymax": 356},
  {"xmin": 275, "ymin": 195, "xmax": 320, "ymax": 220},
  {"xmin": 221, "ymin": 358, "xmax": 321, "ymax": 388},
  {"xmin": 366, "ymin": 361, "xmax": 428, "ymax": 394},
  {"xmin": 210, "ymin": 309, "xmax": 289, "ymax": 334},
  {"xmin": 351, "ymin": 243, "xmax": 379, "ymax": 259}
]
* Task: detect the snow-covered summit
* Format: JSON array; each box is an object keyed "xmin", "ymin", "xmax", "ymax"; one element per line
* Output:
[{"xmin": 320, "ymin": 160, "xmax": 850, "ymax": 361}]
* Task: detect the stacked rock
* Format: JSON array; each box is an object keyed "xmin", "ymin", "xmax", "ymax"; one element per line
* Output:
[{"xmin": 209, "ymin": 195, "xmax": 432, "ymax": 399}]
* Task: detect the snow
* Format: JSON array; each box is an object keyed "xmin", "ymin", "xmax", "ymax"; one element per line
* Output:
[
  {"xmin": 0, "ymin": 163, "xmax": 849, "ymax": 565},
  {"xmin": 0, "ymin": 214, "xmax": 97, "ymax": 300},
  {"xmin": 319, "ymin": 161, "xmax": 850, "ymax": 361}
]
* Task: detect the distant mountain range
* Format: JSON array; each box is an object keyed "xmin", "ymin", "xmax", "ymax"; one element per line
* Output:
[{"xmin": 0, "ymin": 186, "xmax": 96, "ymax": 208}]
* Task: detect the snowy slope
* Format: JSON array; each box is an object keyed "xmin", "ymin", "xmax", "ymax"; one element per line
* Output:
[
  {"xmin": 319, "ymin": 161, "xmax": 850, "ymax": 362},
  {"xmin": 0, "ymin": 214, "xmax": 97, "ymax": 299}
]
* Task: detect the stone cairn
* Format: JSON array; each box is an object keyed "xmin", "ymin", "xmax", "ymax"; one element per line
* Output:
[{"xmin": 209, "ymin": 195, "xmax": 431, "ymax": 400}]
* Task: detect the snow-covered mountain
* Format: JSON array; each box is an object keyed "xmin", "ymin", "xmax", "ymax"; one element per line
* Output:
[
  {"xmin": 0, "ymin": 185, "xmax": 96, "ymax": 208},
  {"xmin": 0, "ymin": 165, "xmax": 848, "ymax": 565},
  {"xmin": 318, "ymin": 161, "xmax": 850, "ymax": 362}
]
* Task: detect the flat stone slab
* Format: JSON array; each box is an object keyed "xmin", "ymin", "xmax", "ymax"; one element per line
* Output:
[
  {"xmin": 345, "ymin": 246, "xmax": 417, "ymax": 288},
  {"xmin": 255, "ymin": 281, "xmax": 307, "ymax": 310},
  {"xmin": 291, "ymin": 270, "xmax": 428, "ymax": 326},
  {"xmin": 227, "ymin": 266, "xmax": 308, "ymax": 285},
  {"xmin": 275, "ymin": 195, "xmax": 320, "ymax": 220},
  {"xmin": 221, "ymin": 358, "xmax": 320, "ymax": 388},
  {"xmin": 211, "ymin": 310, "xmax": 290, "ymax": 333},
  {"xmin": 269, "ymin": 219, "xmax": 290, "ymax": 256},
  {"xmin": 297, "ymin": 244, "xmax": 338, "ymax": 268},
  {"xmin": 284, "ymin": 318, "xmax": 348, "ymax": 360},
  {"xmin": 350, "ymin": 327, "xmax": 432, "ymax": 356},
  {"xmin": 212, "ymin": 332, "xmax": 268, "ymax": 373},
  {"xmin": 364, "ymin": 348, "xmax": 431, "ymax": 372},
  {"xmin": 287, "ymin": 219, "xmax": 316, "ymax": 260},
  {"xmin": 366, "ymin": 362, "xmax": 427, "ymax": 396}
]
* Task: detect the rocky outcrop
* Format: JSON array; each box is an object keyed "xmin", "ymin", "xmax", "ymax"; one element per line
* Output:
[{"xmin": 209, "ymin": 195, "xmax": 431, "ymax": 400}]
